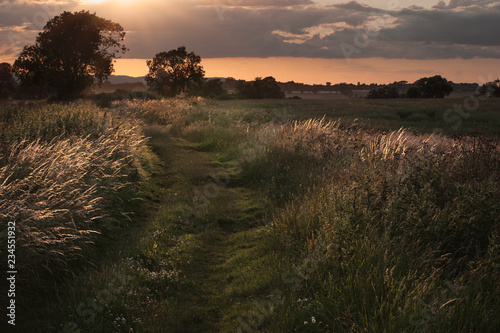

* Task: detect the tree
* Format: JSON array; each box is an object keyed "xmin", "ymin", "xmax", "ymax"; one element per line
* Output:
[
  {"xmin": 366, "ymin": 86, "xmax": 399, "ymax": 99},
  {"xmin": 408, "ymin": 75, "xmax": 453, "ymax": 98},
  {"xmin": 236, "ymin": 76, "xmax": 285, "ymax": 99},
  {"xmin": 0, "ymin": 63, "xmax": 17, "ymax": 99},
  {"xmin": 479, "ymin": 79, "xmax": 500, "ymax": 97},
  {"xmin": 406, "ymin": 86, "xmax": 422, "ymax": 98},
  {"xmin": 145, "ymin": 47, "xmax": 205, "ymax": 97},
  {"xmin": 188, "ymin": 78, "xmax": 227, "ymax": 99},
  {"xmin": 13, "ymin": 11, "xmax": 127, "ymax": 99}
]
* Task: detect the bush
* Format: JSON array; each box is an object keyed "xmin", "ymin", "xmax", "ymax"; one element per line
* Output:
[
  {"xmin": 366, "ymin": 86, "xmax": 399, "ymax": 99},
  {"xmin": 236, "ymin": 76, "xmax": 285, "ymax": 99}
]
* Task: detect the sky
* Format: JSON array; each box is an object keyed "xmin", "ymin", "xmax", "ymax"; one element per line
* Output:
[{"xmin": 0, "ymin": 0, "xmax": 499, "ymax": 84}]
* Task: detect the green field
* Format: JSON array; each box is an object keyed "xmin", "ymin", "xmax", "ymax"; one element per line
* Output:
[
  {"xmin": 218, "ymin": 98, "xmax": 500, "ymax": 134},
  {"xmin": 1, "ymin": 98, "xmax": 499, "ymax": 332}
]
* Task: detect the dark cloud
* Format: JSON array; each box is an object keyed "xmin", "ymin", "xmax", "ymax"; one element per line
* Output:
[
  {"xmin": 0, "ymin": 1, "xmax": 77, "ymax": 28},
  {"xmin": 438, "ymin": 0, "xmax": 498, "ymax": 9},
  {"xmin": 331, "ymin": 1, "xmax": 382, "ymax": 12},
  {"xmin": 378, "ymin": 4, "xmax": 500, "ymax": 46}
]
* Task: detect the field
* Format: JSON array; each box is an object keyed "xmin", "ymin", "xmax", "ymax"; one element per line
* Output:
[{"xmin": 1, "ymin": 97, "xmax": 499, "ymax": 332}]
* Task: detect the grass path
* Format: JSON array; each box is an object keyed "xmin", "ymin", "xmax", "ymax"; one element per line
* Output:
[
  {"xmin": 141, "ymin": 126, "xmax": 274, "ymax": 332},
  {"xmin": 20, "ymin": 124, "xmax": 276, "ymax": 333}
]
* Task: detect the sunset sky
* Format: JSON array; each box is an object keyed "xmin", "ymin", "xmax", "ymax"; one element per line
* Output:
[{"xmin": 1, "ymin": 0, "xmax": 500, "ymax": 84}]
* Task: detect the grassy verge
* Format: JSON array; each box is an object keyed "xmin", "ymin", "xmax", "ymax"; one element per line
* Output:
[
  {"xmin": 0, "ymin": 101, "xmax": 148, "ymax": 331},
  {"xmin": 236, "ymin": 116, "xmax": 500, "ymax": 332}
]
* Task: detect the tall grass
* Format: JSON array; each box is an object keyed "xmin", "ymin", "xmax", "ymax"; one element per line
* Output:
[
  {"xmin": 0, "ymin": 101, "xmax": 146, "ymax": 275},
  {"xmin": 238, "ymin": 119, "xmax": 500, "ymax": 332},
  {"xmin": 0, "ymin": 101, "xmax": 112, "ymax": 142},
  {"xmin": 14, "ymin": 97, "xmax": 495, "ymax": 332},
  {"xmin": 111, "ymin": 99, "xmax": 500, "ymax": 331}
]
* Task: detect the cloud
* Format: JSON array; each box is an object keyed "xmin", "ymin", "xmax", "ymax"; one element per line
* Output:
[
  {"xmin": 378, "ymin": 4, "xmax": 500, "ymax": 47},
  {"xmin": 203, "ymin": 0, "xmax": 313, "ymax": 7},
  {"xmin": 436, "ymin": 0, "xmax": 498, "ymax": 9}
]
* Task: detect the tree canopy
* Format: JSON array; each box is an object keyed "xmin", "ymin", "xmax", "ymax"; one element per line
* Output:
[
  {"xmin": 408, "ymin": 75, "xmax": 453, "ymax": 98},
  {"xmin": 145, "ymin": 47, "xmax": 205, "ymax": 97},
  {"xmin": 188, "ymin": 78, "xmax": 227, "ymax": 99},
  {"xmin": 479, "ymin": 80, "xmax": 500, "ymax": 97},
  {"xmin": 366, "ymin": 86, "xmax": 399, "ymax": 99},
  {"xmin": 13, "ymin": 11, "xmax": 127, "ymax": 99},
  {"xmin": 236, "ymin": 76, "xmax": 285, "ymax": 99}
]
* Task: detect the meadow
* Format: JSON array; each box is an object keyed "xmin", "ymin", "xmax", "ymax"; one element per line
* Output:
[{"xmin": 1, "ymin": 97, "xmax": 499, "ymax": 332}]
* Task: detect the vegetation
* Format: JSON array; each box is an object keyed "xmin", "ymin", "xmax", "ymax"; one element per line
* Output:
[
  {"xmin": 408, "ymin": 75, "xmax": 454, "ymax": 98},
  {"xmin": 479, "ymin": 79, "xmax": 500, "ymax": 97},
  {"xmin": 145, "ymin": 47, "xmax": 205, "ymax": 97},
  {"xmin": 1, "ymin": 97, "xmax": 499, "ymax": 332},
  {"xmin": 0, "ymin": 63, "xmax": 17, "ymax": 99},
  {"xmin": 236, "ymin": 76, "xmax": 285, "ymax": 99},
  {"xmin": 0, "ymin": 101, "xmax": 146, "ymax": 331},
  {"xmin": 188, "ymin": 78, "xmax": 229, "ymax": 99},
  {"xmin": 13, "ymin": 11, "xmax": 127, "ymax": 100},
  {"xmin": 366, "ymin": 86, "xmax": 399, "ymax": 99},
  {"xmin": 3, "ymin": 9, "xmax": 498, "ymax": 332}
]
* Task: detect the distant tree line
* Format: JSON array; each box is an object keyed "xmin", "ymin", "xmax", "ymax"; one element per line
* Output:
[
  {"xmin": 366, "ymin": 86, "xmax": 399, "ymax": 99},
  {"xmin": 235, "ymin": 77, "xmax": 285, "ymax": 99},
  {"xmin": 367, "ymin": 75, "xmax": 454, "ymax": 99}
]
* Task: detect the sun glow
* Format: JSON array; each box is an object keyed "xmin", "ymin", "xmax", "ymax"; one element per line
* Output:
[{"xmin": 81, "ymin": 0, "xmax": 139, "ymax": 4}]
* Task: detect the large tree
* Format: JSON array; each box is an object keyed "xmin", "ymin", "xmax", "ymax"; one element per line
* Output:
[
  {"xmin": 13, "ymin": 11, "xmax": 127, "ymax": 99},
  {"xmin": 145, "ymin": 47, "xmax": 205, "ymax": 97},
  {"xmin": 409, "ymin": 75, "xmax": 453, "ymax": 98}
]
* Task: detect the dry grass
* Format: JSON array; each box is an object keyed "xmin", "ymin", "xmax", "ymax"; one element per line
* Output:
[
  {"xmin": 0, "ymin": 102, "xmax": 146, "ymax": 272},
  {"xmin": 246, "ymin": 118, "xmax": 500, "ymax": 332}
]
